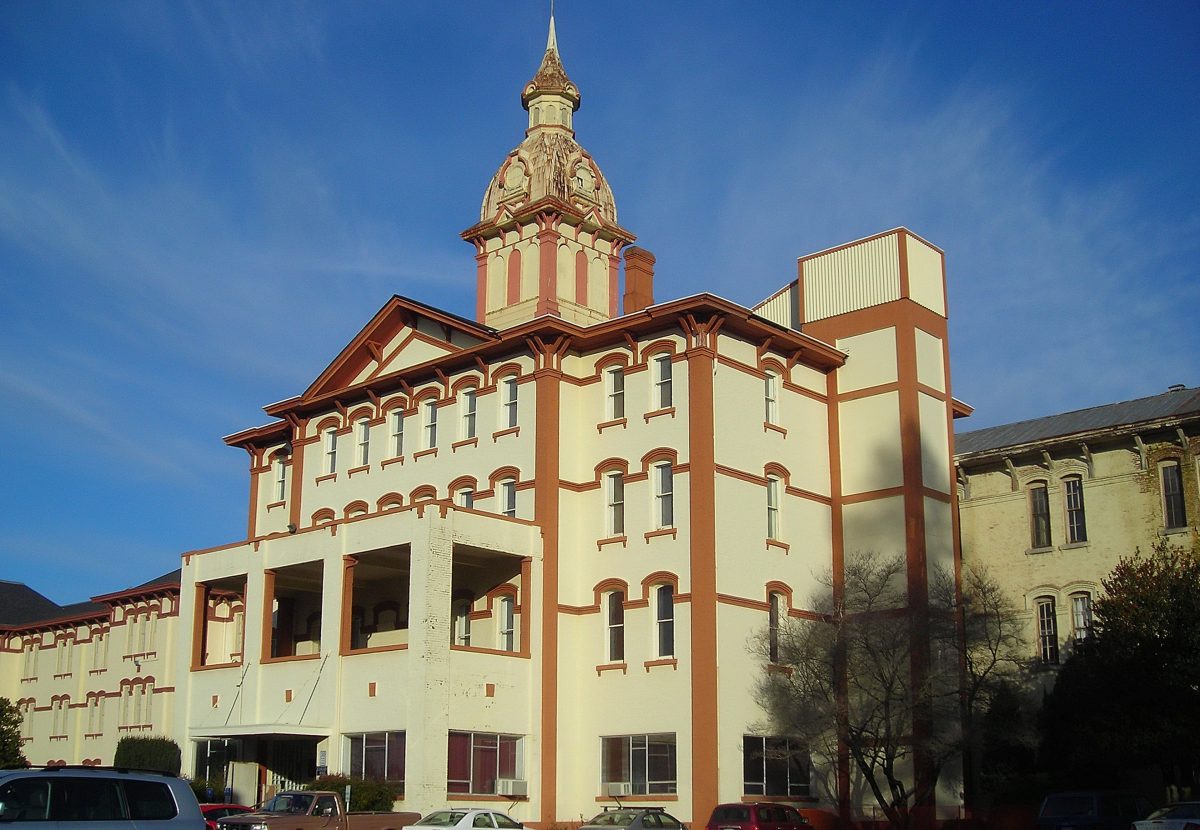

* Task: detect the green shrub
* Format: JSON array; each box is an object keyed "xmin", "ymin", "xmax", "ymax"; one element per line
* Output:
[
  {"xmin": 112, "ymin": 736, "xmax": 182, "ymax": 776},
  {"xmin": 304, "ymin": 775, "xmax": 396, "ymax": 811}
]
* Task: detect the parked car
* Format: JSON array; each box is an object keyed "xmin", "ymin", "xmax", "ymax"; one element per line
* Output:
[
  {"xmin": 0, "ymin": 765, "xmax": 206, "ymax": 830},
  {"xmin": 581, "ymin": 806, "xmax": 686, "ymax": 830},
  {"xmin": 413, "ymin": 809, "xmax": 523, "ymax": 829},
  {"xmin": 200, "ymin": 803, "xmax": 252, "ymax": 830},
  {"xmin": 215, "ymin": 790, "xmax": 419, "ymax": 830},
  {"xmin": 1036, "ymin": 791, "xmax": 1151, "ymax": 830},
  {"xmin": 1133, "ymin": 802, "xmax": 1200, "ymax": 830},
  {"xmin": 707, "ymin": 803, "xmax": 809, "ymax": 830}
]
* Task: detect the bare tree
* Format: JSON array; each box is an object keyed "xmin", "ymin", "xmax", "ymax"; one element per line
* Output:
[{"xmin": 756, "ymin": 553, "xmax": 1025, "ymax": 829}]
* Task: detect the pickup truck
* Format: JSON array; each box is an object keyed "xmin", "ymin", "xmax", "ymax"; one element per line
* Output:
[{"xmin": 215, "ymin": 791, "xmax": 419, "ymax": 830}]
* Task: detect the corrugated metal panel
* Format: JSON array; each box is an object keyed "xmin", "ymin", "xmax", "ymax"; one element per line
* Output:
[
  {"xmin": 803, "ymin": 234, "xmax": 901, "ymax": 322},
  {"xmin": 753, "ymin": 285, "xmax": 797, "ymax": 328}
]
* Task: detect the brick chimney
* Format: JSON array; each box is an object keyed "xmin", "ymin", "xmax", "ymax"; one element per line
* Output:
[{"xmin": 623, "ymin": 247, "xmax": 655, "ymax": 314}]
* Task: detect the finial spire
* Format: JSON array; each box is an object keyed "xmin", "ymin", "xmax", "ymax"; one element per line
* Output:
[{"xmin": 547, "ymin": 11, "xmax": 558, "ymax": 53}]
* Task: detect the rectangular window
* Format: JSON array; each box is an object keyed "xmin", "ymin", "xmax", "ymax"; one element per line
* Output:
[
  {"xmin": 274, "ymin": 455, "xmax": 288, "ymax": 502},
  {"xmin": 654, "ymin": 462, "xmax": 674, "ymax": 529},
  {"xmin": 461, "ymin": 389, "xmax": 477, "ymax": 440},
  {"xmin": 390, "ymin": 410, "xmax": 405, "ymax": 457},
  {"xmin": 447, "ymin": 731, "xmax": 522, "ymax": 795},
  {"xmin": 499, "ymin": 596, "xmax": 516, "ymax": 652},
  {"xmin": 457, "ymin": 488, "xmax": 475, "ymax": 509},
  {"xmin": 423, "ymin": 399, "xmax": 438, "ymax": 449},
  {"xmin": 606, "ymin": 471, "xmax": 625, "ymax": 536},
  {"xmin": 1037, "ymin": 597, "xmax": 1059, "ymax": 664},
  {"xmin": 1064, "ymin": 477, "xmax": 1087, "ymax": 543},
  {"xmin": 1030, "ymin": 484, "xmax": 1051, "ymax": 548},
  {"xmin": 356, "ymin": 419, "xmax": 371, "ymax": 467},
  {"xmin": 653, "ymin": 354, "xmax": 673, "ymax": 409},
  {"xmin": 766, "ymin": 476, "xmax": 781, "ymax": 539},
  {"xmin": 607, "ymin": 591, "xmax": 625, "ymax": 662},
  {"xmin": 92, "ymin": 631, "xmax": 107, "ymax": 671},
  {"xmin": 656, "ymin": 585, "xmax": 674, "ymax": 658},
  {"xmin": 742, "ymin": 735, "xmax": 810, "ymax": 797},
  {"xmin": 607, "ymin": 367, "xmax": 625, "ymax": 420},
  {"xmin": 501, "ymin": 377, "xmax": 518, "ymax": 429},
  {"xmin": 499, "ymin": 479, "xmax": 517, "ymax": 518},
  {"xmin": 346, "ymin": 731, "xmax": 406, "ymax": 785},
  {"xmin": 1071, "ymin": 593, "xmax": 1092, "ymax": 642},
  {"xmin": 324, "ymin": 428, "xmax": 338, "ymax": 474},
  {"xmin": 601, "ymin": 734, "xmax": 677, "ymax": 795},
  {"xmin": 1163, "ymin": 462, "xmax": 1187, "ymax": 529},
  {"xmin": 764, "ymin": 372, "xmax": 779, "ymax": 424}
]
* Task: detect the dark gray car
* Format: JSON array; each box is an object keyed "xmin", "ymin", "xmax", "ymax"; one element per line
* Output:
[
  {"xmin": 0, "ymin": 766, "xmax": 206, "ymax": 830},
  {"xmin": 580, "ymin": 808, "xmax": 686, "ymax": 830}
]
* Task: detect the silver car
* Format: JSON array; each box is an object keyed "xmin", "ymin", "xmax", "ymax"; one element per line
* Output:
[
  {"xmin": 1133, "ymin": 803, "xmax": 1200, "ymax": 830},
  {"xmin": 0, "ymin": 766, "xmax": 206, "ymax": 830}
]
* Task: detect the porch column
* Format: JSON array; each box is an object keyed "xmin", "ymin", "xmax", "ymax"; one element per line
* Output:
[{"xmin": 405, "ymin": 513, "xmax": 454, "ymax": 814}]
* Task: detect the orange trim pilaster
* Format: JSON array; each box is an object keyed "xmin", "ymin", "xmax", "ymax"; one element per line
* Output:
[
  {"xmin": 533, "ymin": 364, "xmax": 562, "ymax": 825},
  {"xmin": 474, "ymin": 244, "xmax": 488, "ymax": 323},
  {"xmin": 191, "ymin": 583, "xmax": 209, "ymax": 670},
  {"xmin": 340, "ymin": 557, "xmax": 357, "ymax": 655},
  {"xmin": 686, "ymin": 339, "xmax": 719, "ymax": 826},
  {"xmin": 288, "ymin": 427, "xmax": 306, "ymax": 532},
  {"xmin": 826, "ymin": 370, "xmax": 851, "ymax": 819},
  {"xmin": 536, "ymin": 222, "xmax": 561, "ymax": 317},
  {"xmin": 520, "ymin": 557, "xmax": 532, "ymax": 656},
  {"xmin": 261, "ymin": 570, "xmax": 276, "ymax": 664},
  {"xmin": 246, "ymin": 450, "xmax": 261, "ymax": 540}
]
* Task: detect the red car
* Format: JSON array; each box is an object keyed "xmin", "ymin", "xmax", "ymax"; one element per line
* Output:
[
  {"xmin": 707, "ymin": 803, "xmax": 810, "ymax": 830},
  {"xmin": 200, "ymin": 804, "xmax": 252, "ymax": 830}
]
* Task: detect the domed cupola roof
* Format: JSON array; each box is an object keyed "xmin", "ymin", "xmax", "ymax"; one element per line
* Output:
[{"xmin": 479, "ymin": 16, "xmax": 619, "ymax": 227}]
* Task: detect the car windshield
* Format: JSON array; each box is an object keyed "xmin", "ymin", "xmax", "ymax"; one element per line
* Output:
[
  {"xmin": 1042, "ymin": 796, "xmax": 1094, "ymax": 817},
  {"xmin": 588, "ymin": 812, "xmax": 639, "ymax": 826},
  {"xmin": 1149, "ymin": 805, "xmax": 1200, "ymax": 821},
  {"xmin": 416, "ymin": 811, "xmax": 469, "ymax": 826},
  {"xmin": 262, "ymin": 794, "xmax": 314, "ymax": 814}
]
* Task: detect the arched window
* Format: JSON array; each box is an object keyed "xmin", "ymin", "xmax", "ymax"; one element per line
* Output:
[
  {"xmin": 1161, "ymin": 460, "xmax": 1188, "ymax": 529},
  {"xmin": 324, "ymin": 427, "xmax": 338, "ymax": 474},
  {"xmin": 500, "ymin": 376, "xmax": 519, "ymax": 428},
  {"xmin": 498, "ymin": 595, "xmax": 516, "ymax": 652},
  {"xmin": 389, "ymin": 409, "xmax": 405, "ymax": 457},
  {"xmin": 1063, "ymin": 475, "xmax": 1086, "ymax": 543},
  {"xmin": 653, "ymin": 461, "xmax": 674, "ymax": 529},
  {"xmin": 273, "ymin": 452, "xmax": 288, "ymax": 502},
  {"xmin": 606, "ymin": 470, "xmax": 625, "ymax": 536},
  {"xmin": 655, "ymin": 584, "xmax": 674, "ymax": 658},
  {"xmin": 606, "ymin": 365, "xmax": 625, "ymax": 420},
  {"xmin": 1029, "ymin": 482, "xmax": 1051, "ymax": 549},
  {"xmin": 1070, "ymin": 592, "xmax": 1092, "ymax": 642},
  {"xmin": 460, "ymin": 388, "xmax": 477, "ymax": 440},
  {"xmin": 764, "ymin": 371, "xmax": 779, "ymax": 425},
  {"xmin": 607, "ymin": 591, "xmax": 625, "ymax": 662},
  {"xmin": 355, "ymin": 418, "xmax": 371, "ymax": 467},
  {"xmin": 422, "ymin": 398, "xmax": 438, "ymax": 449},
  {"xmin": 499, "ymin": 478, "xmax": 517, "ymax": 518},
  {"xmin": 766, "ymin": 475, "xmax": 781, "ymax": 539},
  {"xmin": 1036, "ymin": 596, "xmax": 1058, "ymax": 664},
  {"xmin": 768, "ymin": 592, "xmax": 784, "ymax": 663},
  {"xmin": 652, "ymin": 353, "xmax": 673, "ymax": 409}
]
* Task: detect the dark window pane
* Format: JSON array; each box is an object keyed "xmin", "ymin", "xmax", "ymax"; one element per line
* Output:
[{"xmin": 125, "ymin": 781, "xmax": 177, "ymax": 820}]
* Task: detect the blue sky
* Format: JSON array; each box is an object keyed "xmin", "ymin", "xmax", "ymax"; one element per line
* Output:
[{"xmin": 1, "ymin": 2, "xmax": 1197, "ymax": 604}]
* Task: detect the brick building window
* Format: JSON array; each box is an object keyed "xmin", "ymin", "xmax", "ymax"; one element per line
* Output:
[
  {"xmin": 1162, "ymin": 461, "xmax": 1188, "ymax": 529},
  {"xmin": 1036, "ymin": 597, "xmax": 1058, "ymax": 664},
  {"xmin": 1029, "ymin": 483, "xmax": 1052, "ymax": 549},
  {"xmin": 1064, "ymin": 476, "xmax": 1086, "ymax": 543}
]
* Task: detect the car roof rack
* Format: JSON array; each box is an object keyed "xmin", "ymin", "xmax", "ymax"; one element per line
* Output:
[{"xmin": 17, "ymin": 765, "xmax": 175, "ymax": 775}]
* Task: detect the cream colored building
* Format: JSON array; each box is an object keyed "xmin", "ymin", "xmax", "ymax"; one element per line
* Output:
[
  {"xmin": 2, "ymin": 18, "xmax": 964, "ymax": 828},
  {"xmin": 955, "ymin": 385, "xmax": 1200, "ymax": 669}
]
